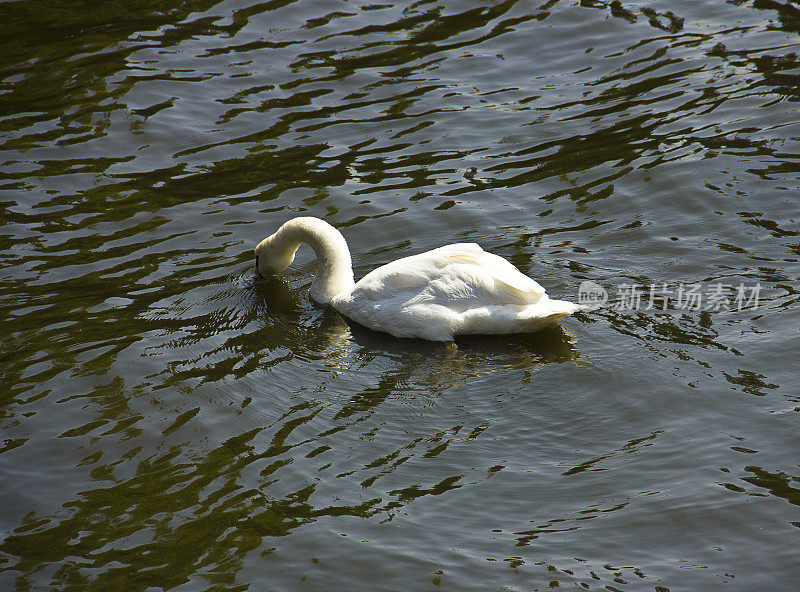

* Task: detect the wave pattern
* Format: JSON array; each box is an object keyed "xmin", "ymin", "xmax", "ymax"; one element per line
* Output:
[{"xmin": 1, "ymin": 0, "xmax": 799, "ymax": 590}]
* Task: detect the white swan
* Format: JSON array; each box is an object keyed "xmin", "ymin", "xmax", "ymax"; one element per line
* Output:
[{"xmin": 254, "ymin": 217, "xmax": 580, "ymax": 341}]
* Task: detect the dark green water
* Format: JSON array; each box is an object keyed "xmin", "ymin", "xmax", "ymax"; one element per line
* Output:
[{"xmin": 1, "ymin": 0, "xmax": 799, "ymax": 590}]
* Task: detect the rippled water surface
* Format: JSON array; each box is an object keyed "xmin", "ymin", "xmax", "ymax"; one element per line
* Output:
[{"xmin": 2, "ymin": 0, "xmax": 799, "ymax": 590}]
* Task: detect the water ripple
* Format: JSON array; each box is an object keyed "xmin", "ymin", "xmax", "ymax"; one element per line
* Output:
[{"xmin": 2, "ymin": 0, "xmax": 800, "ymax": 590}]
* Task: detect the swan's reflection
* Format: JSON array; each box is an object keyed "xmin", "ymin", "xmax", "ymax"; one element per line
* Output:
[{"xmin": 253, "ymin": 269, "xmax": 580, "ymax": 395}]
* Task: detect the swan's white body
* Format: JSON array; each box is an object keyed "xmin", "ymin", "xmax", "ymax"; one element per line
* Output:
[{"xmin": 255, "ymin": 217, "xmax": 579, "ymax": 341}]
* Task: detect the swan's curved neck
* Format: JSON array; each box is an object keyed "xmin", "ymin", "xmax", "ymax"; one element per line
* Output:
[{"xmin": 269, "ymin": 217, "xmax": 355, "ymax": 303}]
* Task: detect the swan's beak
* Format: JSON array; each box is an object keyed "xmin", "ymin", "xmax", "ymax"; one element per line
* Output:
[{"xmin": 255, "ymin": 255, "xmax": 262, "ymax": 278}]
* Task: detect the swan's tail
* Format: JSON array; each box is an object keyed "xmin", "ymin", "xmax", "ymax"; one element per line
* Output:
[
  {"xmin": 455, "ymin": 297, "xmax": 580, "ymax": 336},
  {"xmin": 505, "ymin": 297, "xmax": 578, "ymax": 332},
  {"xmin": 520, "ymin": 298, "xmax": 579, "ymax": 317}
]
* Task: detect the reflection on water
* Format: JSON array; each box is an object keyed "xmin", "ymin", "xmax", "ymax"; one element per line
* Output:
[{"xmin": 2, "ymin": 0, "xmax": 799, "ymax": 590}]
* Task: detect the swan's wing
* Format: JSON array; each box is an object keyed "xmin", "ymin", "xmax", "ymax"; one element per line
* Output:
[
  {"xmin": 332, "ymin": 243, "xmax": 570, "ymax": 340},
  {"xmin": 429, "ymin": 243, "xmax": 545, "ymax": 306},
  {"xmin": 352, "ymin": 243, "xmax": 545, "ymax": 307}
]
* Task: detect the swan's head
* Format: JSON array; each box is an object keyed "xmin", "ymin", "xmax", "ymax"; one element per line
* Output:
[{"xmin": 254, "ymin": 235, "xmax": 297, "ymax": 277}]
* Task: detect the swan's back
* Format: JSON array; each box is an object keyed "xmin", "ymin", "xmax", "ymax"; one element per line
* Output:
[{"xmin": 331, "ymin": 243, "xmax": 577, "ymax": 340}]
